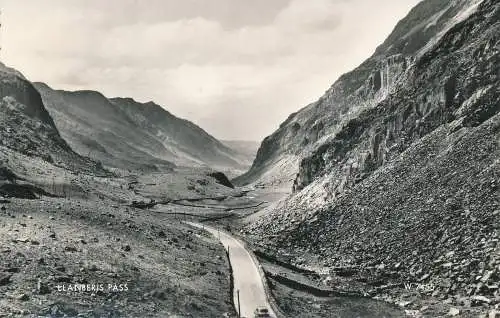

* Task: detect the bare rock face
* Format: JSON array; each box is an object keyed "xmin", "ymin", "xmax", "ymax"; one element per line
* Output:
[
  {"xmin": 0, "ymin": 63, "xmax": 65, "ymax": 158},
  {"xmin": 244, "ymin": 0, "xmax": 499, "ymax": 313},
  {"xmin": 236, "ymin": 0, "xmax": 488, "ymax": 188},
  {"xmin": 292, "ymin": 0, "xmax": 499, "ymax": 195}
]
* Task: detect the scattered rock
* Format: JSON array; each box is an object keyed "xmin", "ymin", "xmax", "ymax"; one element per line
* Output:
[
  {"xmin": 5, "ymin": 267, "xmax": 20, "ymax": 273},
  {"xmin": 56, "ymin": 276, "xmax": 72, "ymax": 283},
  {"xmin": 55, "ymin": 266, "xmax": 66, "ymax": 272},
  {"xmin": 489, "ymin": 310, "xmax": 500, "ymax": 318},
  {"xmin": 398, "ymin": 300, "xmax": 413, "ymax": 308},
  {"xmin": 88, "ymin": 264, "xmax": 98, "ymax": 272},
  {"xmin": 0, "ymin": 273, "xmax": 12, "ymax": 286},
  {"xmin": 448, "ymin": 307, "xmax": 460, "ymax": 316},
  {"xmin": 472, "ymin": 295, "xmax": 491, "ymax": 305},
  {"xmin": 481, "ymin": 270, "xmax": 494, "ymax": 283},
  {"xmin": 152, "ymin": 289, "xmax": 167, "ymax": 300},
  {"xmin": 130, "ymin": 200, "xmax": 156, "ymax": 209},
  {"xmin": 37, "ymin": 279, "xmax": 51, "ymax": 295}
]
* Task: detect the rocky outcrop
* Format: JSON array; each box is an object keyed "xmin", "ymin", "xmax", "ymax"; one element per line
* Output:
[
  {"xmin": 236, "ymin": 0, "xmax": 485, "ymax": 188},
  {"xmin": 0, "ymin": 69, "xmax": 54, "ymax": 126},
  {"xmin": 293, "ymin": 0, "xmax": 499, "ymax": 196},
  {"xmin": 207, "ymin": 172, "xmax": 234, "ymax": 189}
]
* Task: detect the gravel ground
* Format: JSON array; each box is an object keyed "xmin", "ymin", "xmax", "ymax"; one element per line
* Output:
[{"xmin": 0, "ymin": 195, "xmax": 235, "ymax": 317}]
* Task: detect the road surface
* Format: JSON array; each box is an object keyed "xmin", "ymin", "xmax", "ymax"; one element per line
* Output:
[{"xmin": 187, "ymin": 222, "xmax": 276, "ymax": 318}]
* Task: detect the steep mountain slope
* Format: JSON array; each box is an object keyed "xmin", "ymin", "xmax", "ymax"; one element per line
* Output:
[
  {"xmin": 110, "ymin": 97, "xmax": 245, "ymax": 172},
  {"xmin": 235, "ymin": 0, "xmax": 487, "ymax": 187},
  {"xmin": 0, "ymin": 62, "xmax": 102, "ymax": 175},
  {"xmin": 243, "ymin": 0, "xmax": 499, "ymax": 315},
  {"xmin": 34, "ymin": 84, "xmax": 247, "ymax": 172}
]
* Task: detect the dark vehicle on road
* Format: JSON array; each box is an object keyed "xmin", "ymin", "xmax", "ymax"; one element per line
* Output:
[{"xmin": 254, "ymin": 307, "xmax": 271, "ymax": 318}]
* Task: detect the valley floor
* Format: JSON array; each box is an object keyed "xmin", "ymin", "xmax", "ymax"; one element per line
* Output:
[{"xmin": 2, "ymin": 165, "xmax": 496, "ymax": 318}]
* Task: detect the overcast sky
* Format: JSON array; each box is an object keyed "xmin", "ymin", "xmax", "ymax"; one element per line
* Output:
[{"xmin": 0, "ymin": 0, "xmax": 419, "ymax": 141}]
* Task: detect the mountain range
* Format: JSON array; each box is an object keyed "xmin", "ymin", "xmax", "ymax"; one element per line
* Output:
[{"xmin": 34, "ymin": 82, "xmax": 252, "ymax": 173}]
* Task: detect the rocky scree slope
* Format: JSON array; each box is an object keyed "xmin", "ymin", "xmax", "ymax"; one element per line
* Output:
[
  {"xmin": 34, "ymin": 84, "xmax": 246, "ymax": 172},
  {"xmin": 245, "ymin": 0, "xmax": 499, "ymax": 314},
  {"xmin": 235, "ymin": 0, "xmax": 485, "ymax": 187}
]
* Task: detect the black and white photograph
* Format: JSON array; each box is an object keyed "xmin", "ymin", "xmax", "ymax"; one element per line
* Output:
[{"xmin": 0, "ymin": 0, "xmax": 498, "ymax": 317}]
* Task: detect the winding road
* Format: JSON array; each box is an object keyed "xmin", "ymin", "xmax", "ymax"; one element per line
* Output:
[{"xmin": 187, "ymin": 222, "xmax": 276, "ymax": 318}]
